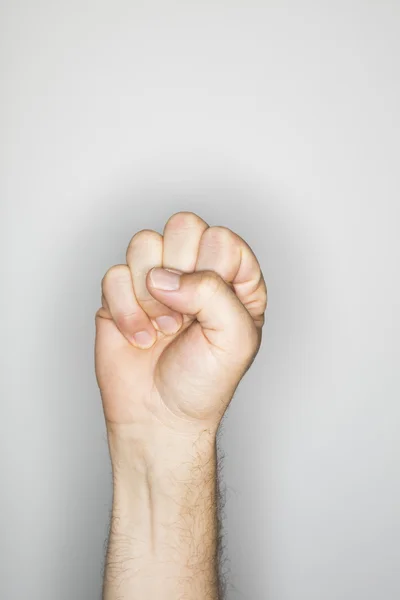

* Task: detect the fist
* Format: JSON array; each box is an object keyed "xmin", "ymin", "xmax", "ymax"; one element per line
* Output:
[{"xmin": 95, "ymin": 212, "xmax": 267, "ymax": 434}]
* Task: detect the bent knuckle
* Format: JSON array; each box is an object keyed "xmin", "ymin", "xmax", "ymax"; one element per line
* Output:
[
  {"xmin": 126, "ymin": 229, "xmax": 160, "ymax": 259},
  {"xmin": 241, "ymin": 322, "xmax": 261, "ymax": 356},
  {"xmin": 199, "ymin": 269, "xmax": 223, "ymax": 297},
  {"xmin": 248, "ymin": 273, "xmax": 268, "ymax": 311},
  {"xmin": 115, "ymin": 309, "xmax": 141, "ymax": 329},
  {"xmin": 262, "ymin": 285, "xmax": 268, "ymax": 310},
  {"xmin": 166, "ymin": 211, "xmax": 205, "ymax": 232},
  {"xmin": 254, "ymin": 277, "xmax": 268, "ymax": 307},
  {"xmin": 258, "ymin": 275, "xmax": 268, "ymax": 310},
  {"xmin": 201, "ymin": 225, "xmax": 239, "ymax": 250},
  {"xmin": 101, "ymin": 265, "xmax": 130, "ymax": 290}
]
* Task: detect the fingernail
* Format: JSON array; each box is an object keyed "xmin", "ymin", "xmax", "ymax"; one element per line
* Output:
[
  {"xmin": 150, "ymin": 268, "xmax": 181, "ymax": 290},
  {"xmin": 132, "ymin": 330, "xmax": 154, "ymax": 348},
  {"xmin": 155, "ymin": 315, "xmax": 180, "ymax": 334}
]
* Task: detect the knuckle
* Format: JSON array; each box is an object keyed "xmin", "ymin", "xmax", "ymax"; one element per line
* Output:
[
  {"xmin": 253, "ymin": 274, "xmax": 268, "ymax": 306},
  {"xmin": 258, "ymin": 275, "xmax": 268, "ymax": 310},
  {"xmin": 240, "ymin": 322, "xmax": 261, "ymax": 357},
  {"xmin": 115, "ymin": 310, "xmax": 138, "ymax": 328},
  {"xmin": 206, "ymin": 225, "xmax": 235, "ymax": 240},
  {"xmin": 248, "ymin": 273, "xmax": 268, "ymax": 310},
  {"xmin": 165, "ymin": 211, "xmax": 205, "ymax": 231},
  {"xmin": 101, "ymin": 264, "xmax": 130, "ymax": 289},
  {"xmin": 126, "ymin": 229, "xmax": 161, "ymax": 259},
  {"xmin": 198, "ymin": 269, "xmax": 224, "ymax": 298},
  {"xmin": 263, "ymin": 285, "xmax": 268, "ymax": 309},
  {"xmin": 201, "ymin": 225, "xmax": 238, "ymax": 249}
]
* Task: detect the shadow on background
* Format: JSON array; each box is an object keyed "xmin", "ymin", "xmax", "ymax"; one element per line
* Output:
[{"xmin": 46, "ymin": 172, "xmax": 312, "ymax": 599}]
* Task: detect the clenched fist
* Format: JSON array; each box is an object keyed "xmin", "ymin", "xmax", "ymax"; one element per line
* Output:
[{"xmin": 95, "ymin": 211, "xmax": 267, "ymax": 436}]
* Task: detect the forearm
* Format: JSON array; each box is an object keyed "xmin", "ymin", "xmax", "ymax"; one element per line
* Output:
[
  {"xmin": 96, "ymin": 212, "xmax": 266, "ymax": 597},
  {"xmin": 102, "ymin": 423, "xmax": 221, "ymax": 600}
]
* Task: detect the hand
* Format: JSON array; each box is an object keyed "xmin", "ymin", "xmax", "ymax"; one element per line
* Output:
[
  {"xmin": 97, "ymin": 212, "xmax": 267, "ymax": 599},
  {"xmin": 95, "ymin": 211, "xmax": 267, "ymax": 436}
]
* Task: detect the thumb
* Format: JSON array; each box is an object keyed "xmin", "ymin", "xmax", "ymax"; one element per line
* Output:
[{"xmin": 147, "ymin": 267, "xmax": 259, "ymax": 355}]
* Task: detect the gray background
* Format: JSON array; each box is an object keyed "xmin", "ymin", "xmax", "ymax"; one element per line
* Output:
[{"xmin": 2, "ymin": 1, "xmax": 399, "ymax": 599}]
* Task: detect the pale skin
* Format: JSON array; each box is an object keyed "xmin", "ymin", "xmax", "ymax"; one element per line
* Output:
[{"xmin": 95, "ymin": 211, "xmax": 268, "ymax": 599}]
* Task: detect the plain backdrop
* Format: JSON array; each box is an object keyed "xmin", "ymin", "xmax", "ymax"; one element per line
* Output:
[{"xmin": 1, "ymin": 1, "xmax": 399, "ymax": 599}]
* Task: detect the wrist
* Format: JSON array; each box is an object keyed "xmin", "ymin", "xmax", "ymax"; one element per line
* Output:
[
  {"xmin": 106, "ymin": 419, "xmax": 217, "ymax": 476},
  {"xmin": 106, "ymin": 421, "xmax": 218, "ymax": 560}
]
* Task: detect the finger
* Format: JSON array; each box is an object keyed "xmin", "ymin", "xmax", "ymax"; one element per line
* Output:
[
  {"xmin": 146, "ymin": 267, "xmax": 260, "ymax": 358},
  {"xmin": 196, "ymin": 226, "xmax": 267, "ymax": 327},
  {"xmin": 126, "ymin": 229, "xmax": 183, "ymax": 335},
  {"xmin": 101, "ymin": 264, "xmax": 157, "ymax": 349},
  {"xmin": 162, "ymin": 211, "xmax": 209, "ymax": 272}
]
